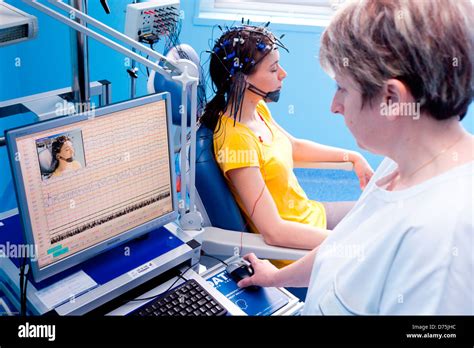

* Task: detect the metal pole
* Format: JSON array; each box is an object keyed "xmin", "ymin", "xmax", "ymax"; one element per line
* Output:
[
  {"xmin": 188, "ymin": 82, "xmax": 197, "ymax": 212},
  {"xmin": 179, "ymin": 85, "xmax": 187, "ymax": 216},
  {"xmin": 69, "ymin": 0, "xmax": 90, "ymax": 111},
  {"xmin": 130, "ymin": 48, "xmax": 137, "ymax": 99},
  {"xmin": 130, "ymin": 0, "xmax": 138, "ymax": 99}
]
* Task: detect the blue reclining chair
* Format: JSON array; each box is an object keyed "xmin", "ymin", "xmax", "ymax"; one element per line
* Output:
[
  {"xmin": 195, "ymin": 125, "xmax": 248, "ymax": 232},
  {"xmin": 195, "ymin": 124, "xmax": 354, "ymax": 261},
  {"xmin": 195, "ymin": 124, "xmax": 309, "ymax": 260}
]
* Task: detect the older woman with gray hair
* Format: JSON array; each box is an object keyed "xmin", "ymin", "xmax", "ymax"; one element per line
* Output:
[{"xmin": 237, "ymin": 0, "xmax": 473, "ymax": 314}]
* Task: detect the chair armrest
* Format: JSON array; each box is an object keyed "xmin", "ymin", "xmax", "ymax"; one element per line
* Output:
[
  {"xmin": 294, "ymin": 161, "xmax": 353, "ymax": 171},
  {"xmin": 202, "ymin": 226, "xmax": 308, "ymax": 261}
]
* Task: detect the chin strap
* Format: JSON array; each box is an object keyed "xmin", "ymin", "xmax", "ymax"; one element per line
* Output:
[{"xmin": 247, "ymin": 83, "xmax": 281, "ymax": 103}]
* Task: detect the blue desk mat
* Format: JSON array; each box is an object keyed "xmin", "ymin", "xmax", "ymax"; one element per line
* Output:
[
  {"xmin": 0, "ymin": 213, "xmax": 184, "ymax": 290},
  {"xmin": 206, "ymin": 270, "xmax": 289, "ymax": 316}
]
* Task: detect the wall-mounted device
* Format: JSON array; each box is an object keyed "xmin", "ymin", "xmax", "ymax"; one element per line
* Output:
[
  {"xmin": 124, "ymin": 0, "xmax": 180, "ymax": 44},
  {"xmin": 0, "ymin": 0, "xmax": 38, "ymax": 47}
]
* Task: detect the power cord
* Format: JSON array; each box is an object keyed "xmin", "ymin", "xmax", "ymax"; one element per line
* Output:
[
  {"xmin": 200, "ymin": 251, "xmax": 228, "ymax": 267},
  {"xmin": 129, "ymin": 253, "xmax": 230, "ymax": 303},
  {"xmin": 239, "ymin": 111, "xmax": 271, "ymax": 254},
  {"xmin": 129, "ymin": 261, "xmax": 199, "ymax": 302}
]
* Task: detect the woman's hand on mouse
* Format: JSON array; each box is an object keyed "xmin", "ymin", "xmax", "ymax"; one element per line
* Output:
[{"xmin": 237, "ymin": 253, "xmax": 279, "ymax": 288}]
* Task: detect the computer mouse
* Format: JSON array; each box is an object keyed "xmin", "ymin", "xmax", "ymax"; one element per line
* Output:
[{"xmin": 226, "ymin": 259, "xmax": 258, "ymax": 287}]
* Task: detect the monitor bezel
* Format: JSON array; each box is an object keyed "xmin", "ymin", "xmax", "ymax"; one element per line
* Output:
[{"xmin": 6, "ymin": 92, "xmax": 179, "ymax": 283}]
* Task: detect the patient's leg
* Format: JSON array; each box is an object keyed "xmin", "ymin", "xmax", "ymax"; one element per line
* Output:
[{"xmin": 322, "ymin": 201, "xmax": 355, "ymax": 230}]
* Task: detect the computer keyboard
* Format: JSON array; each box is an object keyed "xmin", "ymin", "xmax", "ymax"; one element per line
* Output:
[{"xmin": 130, "ymin": 278, "xmax": 227, "ymax": 317}]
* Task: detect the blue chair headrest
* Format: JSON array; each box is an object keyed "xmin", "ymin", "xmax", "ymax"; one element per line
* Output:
[
  {"xmin": 149, "ymin": 44, "xmax": 204, "ymax": 127},
  {"xmin": 195, "ymin": 125, "xmax": 248, "ymax": 232}
]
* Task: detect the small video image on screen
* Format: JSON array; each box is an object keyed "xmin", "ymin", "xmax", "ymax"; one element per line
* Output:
[{"xmin": 35, "ymin": 129, "xmax": 86, "ymax": 180}]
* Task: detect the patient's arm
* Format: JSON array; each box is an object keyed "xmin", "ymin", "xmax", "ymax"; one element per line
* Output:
[
  {"xmin": 271, "ymin": 119, "xmax": 374, "ymax": 188},
  {"xmin": 271, "ymin": 118, "xmax": 360, "ymax": 163},
  {"xmin": 227, "ymin": 166, "xmax": 329, "ymax": 249}
]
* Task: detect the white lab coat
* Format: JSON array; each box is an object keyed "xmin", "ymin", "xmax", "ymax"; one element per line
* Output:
[{"xmin": 303, "ymin": 158, "xmax": 473, "ymax": 315}]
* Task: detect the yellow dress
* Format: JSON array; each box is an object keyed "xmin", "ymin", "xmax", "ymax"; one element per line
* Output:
[{"xmin": 213, "ymin": 101, "xmax": 327, "ymax": 267}]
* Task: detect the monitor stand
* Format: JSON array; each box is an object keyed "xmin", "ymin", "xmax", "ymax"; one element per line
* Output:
[{"xmin": 0, "ymin": 209, "xmax": 201, "ymax": 315}]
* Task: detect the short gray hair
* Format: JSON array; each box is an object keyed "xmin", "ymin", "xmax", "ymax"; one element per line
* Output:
[{"xmin": 320, "ymin": 0, "xmax": 473, "ymax": 120}]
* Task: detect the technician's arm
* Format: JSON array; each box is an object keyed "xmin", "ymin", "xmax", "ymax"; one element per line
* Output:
[{"xmin": 237, "ymin": 248, "xmax": 319, "ymax": 288}]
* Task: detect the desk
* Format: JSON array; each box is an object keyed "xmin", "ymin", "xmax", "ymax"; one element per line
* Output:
[
  {"xmin": 1, "ymin": 210, "xmax": 303, "ymax": 316},
  {"xmin": 0, "ymin": 209, "xmax": 199, "ymax": 315}
]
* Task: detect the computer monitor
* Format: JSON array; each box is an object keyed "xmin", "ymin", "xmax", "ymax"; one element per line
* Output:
[{"xmin": 6, "ymin": 92, "xmax": 178, "ymax": 282}]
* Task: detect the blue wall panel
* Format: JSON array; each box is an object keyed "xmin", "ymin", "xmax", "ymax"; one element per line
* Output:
[{"xmin": 0, "ymin": 0, "xmax": 472, "ymax": 213}]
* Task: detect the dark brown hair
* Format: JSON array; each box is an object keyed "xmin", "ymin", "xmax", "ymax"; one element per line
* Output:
[{"xmin": 200, "ymin": 25, "xmax": 281, "ymax": 131}]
